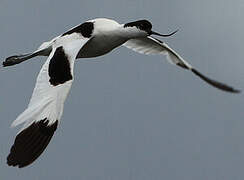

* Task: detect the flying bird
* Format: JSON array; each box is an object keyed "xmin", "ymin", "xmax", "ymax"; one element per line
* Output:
[{"xmin": 3, "ymin": 18, "xmax": 240, "ymax": 168}]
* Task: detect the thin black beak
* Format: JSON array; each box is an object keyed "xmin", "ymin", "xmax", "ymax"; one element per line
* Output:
[{"xmin": 150, "ymin": 29, "xmax": 179, "ymax": 37}]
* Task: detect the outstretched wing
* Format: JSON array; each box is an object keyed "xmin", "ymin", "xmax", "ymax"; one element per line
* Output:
[
  {"xmin": 7, "ymin": 33, "xmax": 90, "ymax": 168},
  {"xmin": 123, "ymin": 36, "xmax": 240, "ymax": 93}
]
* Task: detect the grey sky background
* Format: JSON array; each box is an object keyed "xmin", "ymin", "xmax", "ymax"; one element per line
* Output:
[{"xmin": 1, "ymin": 0, "xmax": 244, "ymax": 179}]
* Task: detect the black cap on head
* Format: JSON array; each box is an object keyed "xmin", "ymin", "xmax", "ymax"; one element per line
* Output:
[
  {"xmin": 124, "ymin": 20, "xmax": 152, "ymax": 32},
  {"xmin": 124, "ymin": 20, "xmax": 178, "ymax": 37}
]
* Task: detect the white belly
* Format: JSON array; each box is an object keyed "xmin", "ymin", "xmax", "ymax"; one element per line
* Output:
[{"xmin": 77, "ymin": 35, "xmax": 127, "ymax": 58}]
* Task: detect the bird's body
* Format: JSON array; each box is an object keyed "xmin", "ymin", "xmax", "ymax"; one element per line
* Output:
[
  {"xmin": 52, "ymin": 18, "xmax": 129, "ymax": 58},
  {"xmin": 3, "ymin": 18, "xmax": 240, "ymax": 168}
]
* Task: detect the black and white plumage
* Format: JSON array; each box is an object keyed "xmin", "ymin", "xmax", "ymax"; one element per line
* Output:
[
  {"xmin": 6, "ymin": 29, "xmax": 90, "ymax": 168},
  {"xmin": 3, "ymin": 18, "xmax": 240, "ymax": 168}
]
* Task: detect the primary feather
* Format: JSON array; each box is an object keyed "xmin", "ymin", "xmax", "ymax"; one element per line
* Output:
[{"xmin": 7, "ymin": 32, "xmax": 90, "ymax": 168}]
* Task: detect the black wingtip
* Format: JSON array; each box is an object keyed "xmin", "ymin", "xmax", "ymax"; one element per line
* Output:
[
  {"xmin": 7, "ymin": 119, "xmax": 58, "ymax": 168},
  {"xmin": 191, "ymin": 68, "xmax": 241, "ymax": 93}
]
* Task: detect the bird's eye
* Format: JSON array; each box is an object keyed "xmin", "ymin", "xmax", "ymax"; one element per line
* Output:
[{"xmin": 138, "ymin": 23, "xmax": 145, "ymax": 30}]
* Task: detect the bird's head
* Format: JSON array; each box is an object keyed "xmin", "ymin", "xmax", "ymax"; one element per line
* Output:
[{"xmin": 124, "ymin": 19, "xmax": 178, "ymax": 38}]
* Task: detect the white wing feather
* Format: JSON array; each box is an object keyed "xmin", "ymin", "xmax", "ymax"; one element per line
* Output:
[
  {"xmin": 123, "ymin": 36, "xmax": 192, "ymax": 69},
  {"xmin": 12, "ymin": 34, "xmax": 89, "ymax": 129},
  {"xmin": 7, "ymin": 33, "xmax": 91, "ymax": 168},
  {"xmin": 123, "ymin": 36, "xmax": 239, "ymax": 93}
]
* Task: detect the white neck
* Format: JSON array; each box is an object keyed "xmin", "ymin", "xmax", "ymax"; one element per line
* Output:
[{"xmin": 119, "ymin": 25, "xmax": 148, "ymax": 39}]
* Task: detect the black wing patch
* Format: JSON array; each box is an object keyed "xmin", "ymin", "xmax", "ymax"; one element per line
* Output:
[
  {"xmin": 48, "ymin": 46, "xmax": 73, "ymax": 86},
  {"xmin": 191, "ymin": 68, "xmax": 240, "ymax": 93},
  {"xmin": 7, "ymin": 119, "xmax": 58, "ymax": 168},
  {"xmin": 62, "ymin": 22, "xmax": 94, "ymax": 38}
]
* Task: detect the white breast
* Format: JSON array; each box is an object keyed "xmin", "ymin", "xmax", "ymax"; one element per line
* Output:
[{"xmin": 77, "ymin": 35, "xmax": 126, "ymax": 58}]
